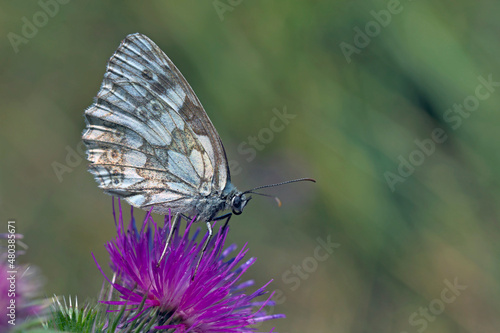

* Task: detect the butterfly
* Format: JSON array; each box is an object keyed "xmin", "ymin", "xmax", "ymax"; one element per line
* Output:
[{"xmin": 82, "ymin": 33, "xmax": 314, "ymax": 275}]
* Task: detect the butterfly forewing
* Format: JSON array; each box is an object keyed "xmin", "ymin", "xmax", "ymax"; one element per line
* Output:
[
  {"xmin": 82, "ymin": 33, "xmax": 229, "ymax": 214},
  {"xmin": 109, "ymin": 33, "xmax": 229, "ymax": 190}
]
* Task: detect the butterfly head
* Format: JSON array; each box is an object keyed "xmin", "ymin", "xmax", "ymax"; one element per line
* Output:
[{"xmin": 230, "ymin": 193, "xmax": 251, "ymax": 215}]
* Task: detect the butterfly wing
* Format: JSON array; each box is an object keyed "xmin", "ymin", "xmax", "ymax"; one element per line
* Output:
[{"xmin": 82, "ymin": 33, "xmax": 229, "ymax": 214}]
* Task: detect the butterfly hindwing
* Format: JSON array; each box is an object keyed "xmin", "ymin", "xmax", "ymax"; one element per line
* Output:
[{"xmin": 82, "ymin": 33, "xmax": 226, "ymax": 214}]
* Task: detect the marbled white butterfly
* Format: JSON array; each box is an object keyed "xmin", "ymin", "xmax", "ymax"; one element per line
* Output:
[{"xmin": 82, "ymin": 33, "xmax": 314, "ymax": 275}]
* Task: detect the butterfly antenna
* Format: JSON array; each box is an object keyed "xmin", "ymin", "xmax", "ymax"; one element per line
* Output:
[
  {"xmin": 243, "ymin": 178, "xmax": 316, "ymax": 194},
  {"xmin": 247, "ymin": 192, "xmax": 282, "ymax": 207}
]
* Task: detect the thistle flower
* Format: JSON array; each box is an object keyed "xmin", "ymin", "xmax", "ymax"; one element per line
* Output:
[
  {"xmin": 0, "ymin": 234, "xmax": 46, "ymax": 331},
  {"xmin": 94, "ymin": 200, "xmax": 284, "ymax": 332}
]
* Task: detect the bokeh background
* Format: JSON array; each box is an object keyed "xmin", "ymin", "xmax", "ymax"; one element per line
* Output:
[{"xmin": 1, "ymin": 1, "xmax": 500, "ymax": 332}]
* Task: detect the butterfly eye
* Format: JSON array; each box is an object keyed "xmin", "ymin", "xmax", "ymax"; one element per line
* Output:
[{"xmin": 232, "ymin": 196, "xmax": 243, "ymax": 215}]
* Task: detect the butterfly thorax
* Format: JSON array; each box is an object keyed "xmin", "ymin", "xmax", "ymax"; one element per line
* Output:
[
  {"xmin": 191, "ymin": 193, "xmax": 228, "ymax": 222},
  {"xmin": 192, "ymin": 182, "xmax": 241, "ymax": 222},
  {"xmin": 190, "ymin": 181, "xmax": 253, "ymax": 222}
]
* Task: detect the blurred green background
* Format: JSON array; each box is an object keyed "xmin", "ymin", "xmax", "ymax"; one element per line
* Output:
[{"xmin": 1, "ymin": 1, "xmax": 500, "ymax": 332}]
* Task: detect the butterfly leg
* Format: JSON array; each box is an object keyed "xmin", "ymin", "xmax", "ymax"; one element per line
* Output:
[
  {"xmin": 157, "ymin": 212, "xmax": 182, "ymax": 266},
  {"xmin": 216, "ymin": 212, "xmax": 232, "ymax": 232},
  {"xmin": 192, "ymin": 221, "xmax": 213, "ymax": 280},
  {"xmin": 191, "ymin": 213, "xmax": 232, "ymax": 280}
]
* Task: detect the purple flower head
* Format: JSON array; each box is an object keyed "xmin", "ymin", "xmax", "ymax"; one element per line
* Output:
[
  {"xmin": 94, "ymin": 200, "xmax": 284, "ymax": 332},
  {"xmin": 0, "ymin": 234, "xmax": 46, "ymax": 331}
]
